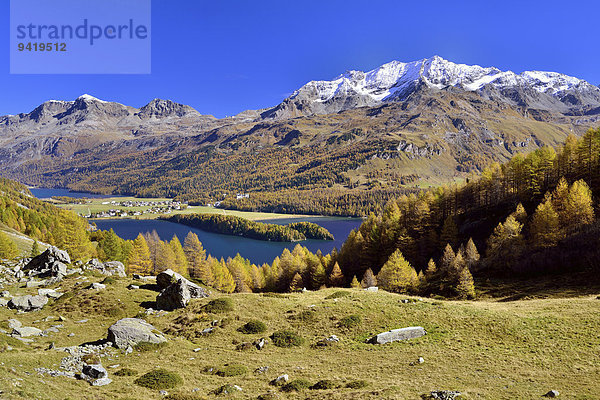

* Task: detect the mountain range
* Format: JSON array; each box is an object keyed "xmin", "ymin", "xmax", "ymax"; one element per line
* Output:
[{"xmin": 1, "ymin": 56, "xmax": 599, "ymax": 206}]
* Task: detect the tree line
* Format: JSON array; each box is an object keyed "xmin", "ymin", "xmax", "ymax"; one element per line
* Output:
[{"xmin": 162, "ymin": 214, "xmax": 333, "ymax": 242}]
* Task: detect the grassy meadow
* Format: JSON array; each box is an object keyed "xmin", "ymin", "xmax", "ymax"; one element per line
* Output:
[
  {"xmin": 1, "ymin": 272, "xmax": 599, "ymax": 399},
  {"xmin": 54, "ymin": 197, "xmax": 314, "ymax": 221}
]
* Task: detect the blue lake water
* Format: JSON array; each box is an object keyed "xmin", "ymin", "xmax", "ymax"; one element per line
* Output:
[
  {"xmin": 30, "ymin": 188, "xmax": 362, "ymax": 264},
  {"xmin": 92, "ymin": 217, "xmax": 362, "ymax": 265}
]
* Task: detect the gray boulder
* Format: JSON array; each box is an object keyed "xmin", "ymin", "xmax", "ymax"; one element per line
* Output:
[
  {"xmin": 103, "ymin": 261, "xmax": 126, "ymax": 277},
  {"xmin": 38, "ymin": 288, "xmax": 63, "ymax": 299},
  {"xmin": 107, "ymin": 318, "xmax": 167, "ymax": 349},
  {"xmin": 156, "ymin": 269, "xmax": 186, "ymax": 289},
  {"xmin": 83, "ymin": 259, "xmax": 125, "ymax": 277},
  {"xmin": 156, "ymin": 278, "xmax": 209, "ymax": 311},
  {"xmin": 8, "ymin": 319, "xmax": 22, "ymax": 329},
  {"xmin": 24, "ymin": 246, "xmax": 70, "ymax": 280},
  {"xmin": 543, "ymin": 390, "xmax": 560, "ymax": 398},
  {"xmin": 82, "ymin": 363, "xmax": 112, "ymax": 386},
  {"xmin": 8, "ymin": 294, "xmax": 49, "ymax": 312},
  {"xmin": 427, "ymin": 391, "xmax": 462, "ymax": 400},
  {"xmin": 368, "ymin": 326, "xmax": 426, "ymax": 344},
  {"xmin": 12, "ymin": 326, "xmax": 43, "ymax": 337},
  {"xmin": 88, "ymin": 283, "xmax": 106, "ymax": 290}
]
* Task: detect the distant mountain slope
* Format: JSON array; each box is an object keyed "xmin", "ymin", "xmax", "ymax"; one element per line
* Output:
[{"xmin": 0, "ymin": 57, "xmax": 599, "ymax": 213}]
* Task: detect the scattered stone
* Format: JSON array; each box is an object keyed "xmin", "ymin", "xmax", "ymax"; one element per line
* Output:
[
  {"xmin": 544, "ymin": 390, "xmax": 560, "ymax": 398},
  {"xmin": 193, "ymin": 347, "xmax": 202, "ymax": 352},
  {"xmin": 254, "ymin": 338, "xmax": 267, "ymax": 350},
  {"xmin": 418, "ymin": 357, "xmax": 425, "ymax": 364},
  {"xmin": 35, "ymin": 367, "xmax": 76, "ymax": 379},
  {"xmin": 107, "ymin": 318, "xmax": 167, "ymax": 349},
  {"xmin": 364, "ymin": 286, "xmax": 379, "ymax": 292},
  {"xmin": 12, "ymin": 326, "xmax": 43, "ymax": 337},
  {"xmin": 58, "ymin": 315, "xmax": 67, "ymax": 322},
  {"xmin": 68, "ymin": 333, "xmax": 75, "ymax": 337},
  {"xmin": 76, "ymin": 319, "xmax": 88, "ymax": 324},
  {"xmin": 159, "ymin": 390, "xmax": 168, "ymax": 396},
  {"xmin": 427, "ymin": 390, "xmax": 462, "ymax": 400},
  {"xmin": 127, "ymin": 284, "xmax": 139, "ymax": 290},
  {"xmin": 368, "ymin": 326, "xmax": 427, "ymax": 344},
  {"xmin": 315, "ymin": 334, "xmax": 340, "ymax": 347},
  {"xmin": 88, "ymin": 283, "xmax": 106, "ymax": 290},
  {"xmin": 156, "ymin": 278, "xmax": 208, "ymax": 311},
  {"xmin": 254, "ymin": 366, "xmax": 269, "ymax": 374},
  {"xmin": 83, "ymin": 259, "xmax": 126, "ymax": 277},
  {"xmin": 26, "ymin": 279, "xmax": 46, "ymax": 288},
  {"xmin": 8, "ymin": 319, "xmax": 22, "ymax": 329},
  {"xmin": 270, "ymin": 374, "xmax": 289, "ymax": 386},
  {"xmin": 8, "ymin": 294, "xmax": 49, "ymax": 312},
  {"xmin": 38, "ymin": 288, "xmax": 63, "ymax": 299},
  {"xmin": 125, "ymin": 346, "xmax": 133, "ymax": 355}
]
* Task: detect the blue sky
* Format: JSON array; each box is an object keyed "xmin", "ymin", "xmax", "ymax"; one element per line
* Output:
[{"xmin": 1, "ymin": 0, "xmax": 599, "ymax": 118}]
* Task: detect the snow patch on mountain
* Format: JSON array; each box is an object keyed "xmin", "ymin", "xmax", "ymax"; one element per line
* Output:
[{"xmin": 290, "ymin": 55, "xmax": 595, "ymax": 104}]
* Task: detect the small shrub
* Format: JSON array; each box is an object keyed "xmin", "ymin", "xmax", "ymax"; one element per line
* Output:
[
  {"xmin": 101, "ymin": 276, "xmax": 117, "ymax": 285},
  {"xmin": 236, "ymin": 342, "xmax": 253, "ymax": 351},
  {"xmin": 271, "ymin": 330, "xmax": 304, "ymax": 347},
  {"xmin": 345, "ymin": 380, "xmax": 369, "ymax": 389},
  {"xmin": 281, "ymin": 379, "xmax": 311, "ymax": 392},
  {"xmin": 310, "ymin": 380, "xmax": 338, "ymax": 390},
  {"xmin": 134, "ymin": 369, "xmax": 183, "ymax": 390},
  {"xmin": 325, "ymin": 291, "xmax": 350, "ymax": 299},
  {"xmin": 134, "ymin": 341, "xmax": 167, "ymax": 352},
  {"xmin": 105, "ymin": 306, "xmax": 125, "ymax": 319},
  {"xmin": 338, "ymin": 314, "xmax": 362, "ymax": 329},
  {"xmin": 238, "ymin": 320, "xmax": 267, "ymax": 334},
  {"xmin": 215, "ymin": 364, "xmax": 247, "ymax": 377},
  {"xmin": 114, "ymin": 367, "xmax": 138, "ymax": 377},
  {"xmin": 290, "ymin": 310, "xmax": 315, "ymax": 322},
  {"xmin": 82, "ymin": 354, "xmax": 101, "ymax": 365},
  {"xmin": 203, "ymin": 298, "xmax": 234, "ymax": 313},
  {"xmin": 212, "ymin": 384, "xmax": 242, "ymax": 395}
]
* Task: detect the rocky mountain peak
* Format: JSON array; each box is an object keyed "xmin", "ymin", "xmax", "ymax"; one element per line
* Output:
[
  {"xmin": 136, "ymin": 98, "xmax": 200, "ymax": 119},
  {"xmin": 264, "ymin": 56, "xmax": 600, "ymax": 119}
]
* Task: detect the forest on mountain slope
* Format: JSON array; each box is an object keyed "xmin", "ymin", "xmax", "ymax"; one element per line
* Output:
[
  {"xmin": 1, "ymin": 128, "xmax": 599, "ymax": 300},
  {"xmin": 6, "ymin": 89, "xmax": 594, "ymax": 218}
]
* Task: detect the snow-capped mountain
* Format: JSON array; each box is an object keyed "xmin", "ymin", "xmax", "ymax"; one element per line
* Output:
[{"xmin": 262, "ymin": 56, "xmax": 600, "ymax": 119}]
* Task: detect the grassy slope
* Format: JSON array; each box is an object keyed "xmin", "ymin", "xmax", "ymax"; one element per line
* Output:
[
  {"xmin": 0, "ymin": 222, "xmax": 49, "ymax": 257},
  {"xmin": 0, "ymin": 275, "xmax": 598, "ymax": 399}
]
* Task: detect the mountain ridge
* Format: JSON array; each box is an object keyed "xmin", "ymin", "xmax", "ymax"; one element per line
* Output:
[{"xmin": 0, "ymin": 57, "xmax": 599, "ymax": 210}]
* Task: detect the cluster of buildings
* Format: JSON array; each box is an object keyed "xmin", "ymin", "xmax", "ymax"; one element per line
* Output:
[{"xmin": 85, "ymin": 200, "xmax": 187, "ymax": 218}]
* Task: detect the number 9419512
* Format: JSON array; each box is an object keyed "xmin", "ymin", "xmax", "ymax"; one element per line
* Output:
[{"xmin": 18, "ymin": 42, "xmax": 66, "ymax": 52}]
